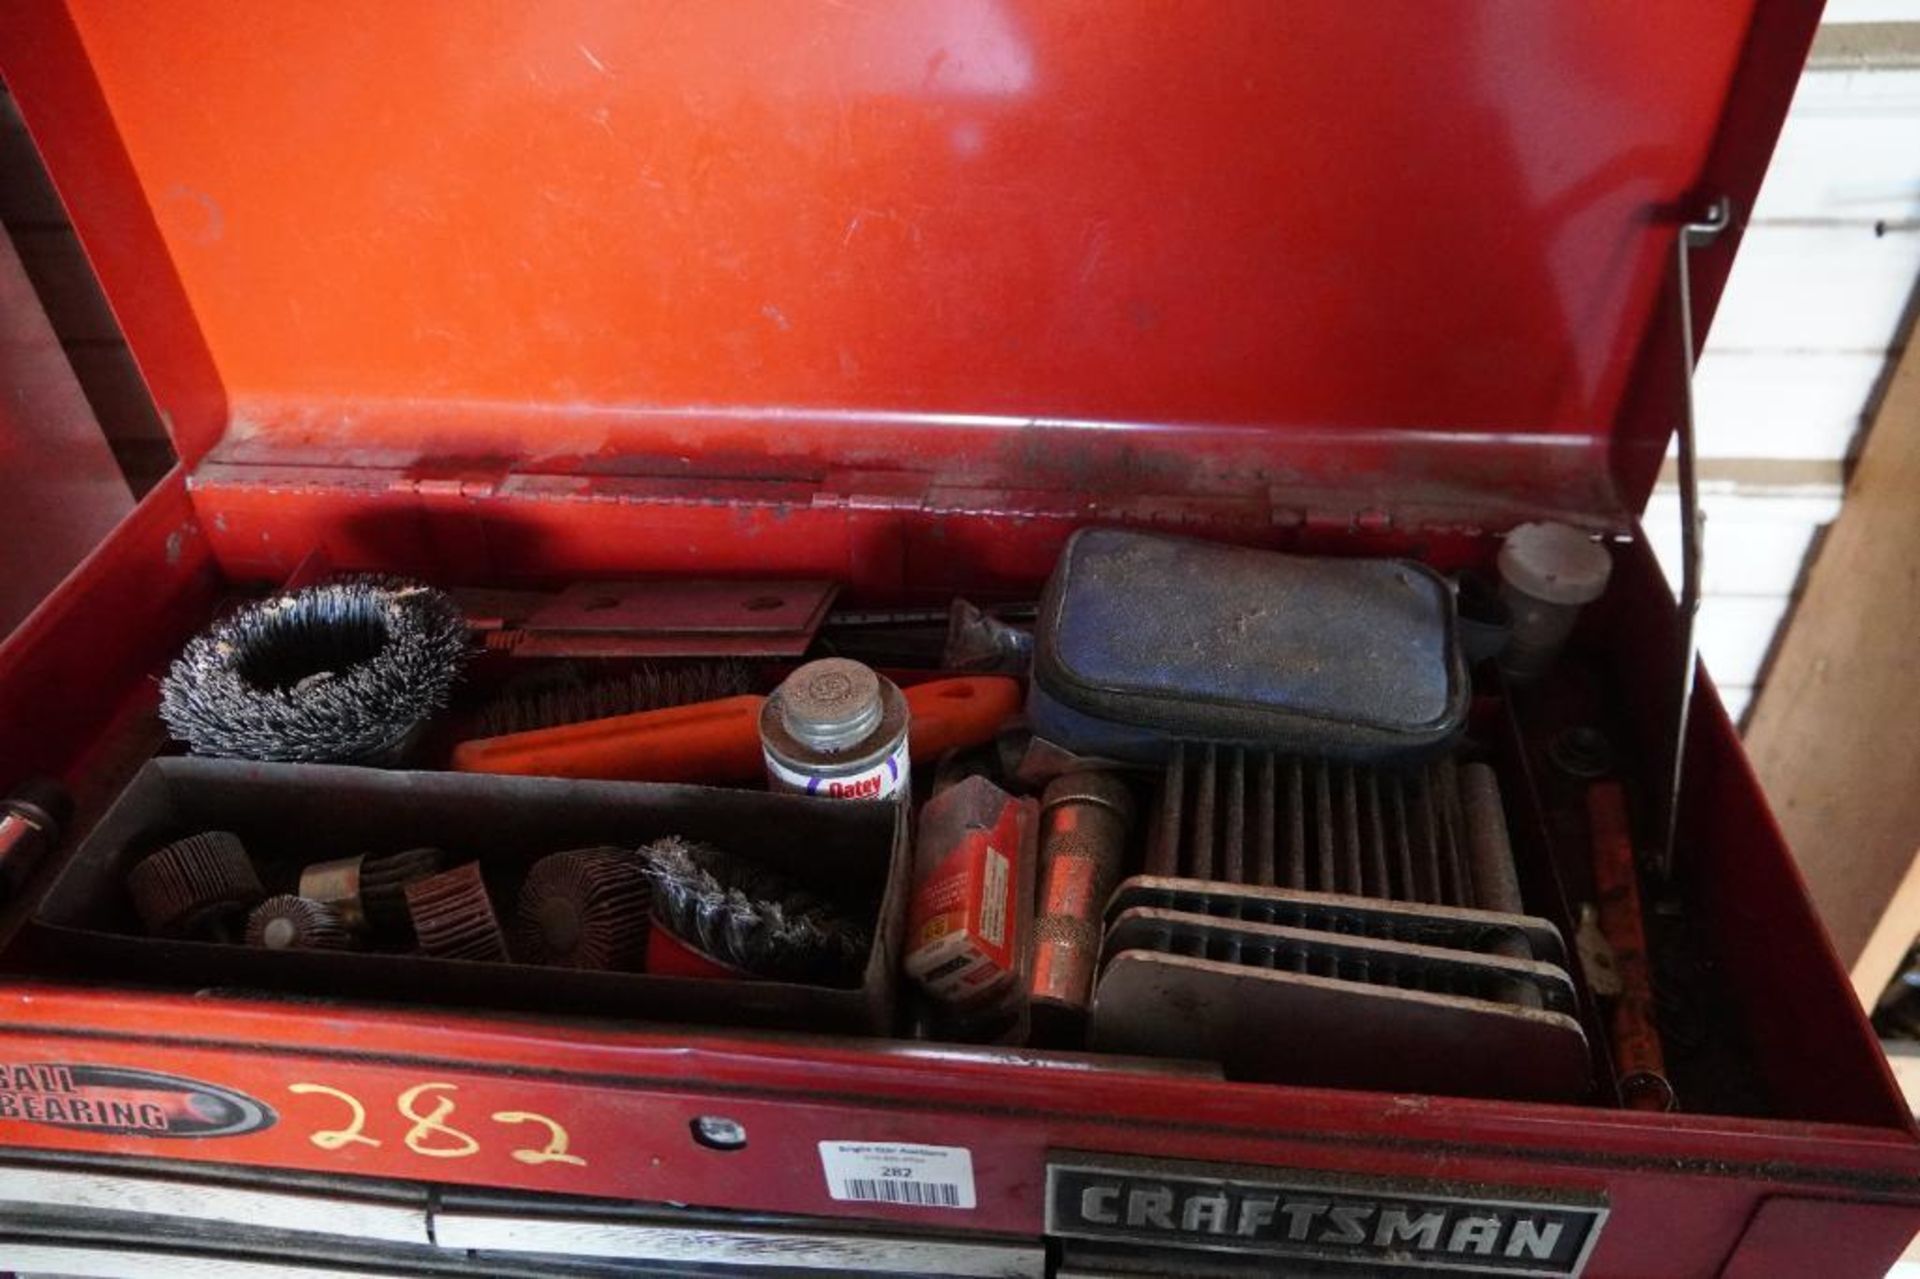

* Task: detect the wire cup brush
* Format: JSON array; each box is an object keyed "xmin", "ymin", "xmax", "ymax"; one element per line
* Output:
[
  {"xmin": 641, "ymin": 836, "xmax": 871, "ymax": 986},
  {"xmin": 160, "ymin": 577, "xmax": 470, "ymax": 764}
]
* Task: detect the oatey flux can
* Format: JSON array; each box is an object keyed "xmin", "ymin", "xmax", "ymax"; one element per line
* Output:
[{"xmin": 761, "ymin": 658, "xmax": 911, "ymax": 801}]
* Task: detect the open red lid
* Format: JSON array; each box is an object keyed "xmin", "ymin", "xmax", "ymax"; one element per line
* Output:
[{"xmin": 3, "ymin": 2, "xmax": 1812, "ymax": 527}]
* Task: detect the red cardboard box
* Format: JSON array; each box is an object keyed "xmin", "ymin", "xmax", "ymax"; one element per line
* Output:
[{"xmin": 905, "ymin": 776, "xmax": 1036, "ymax": 1008}]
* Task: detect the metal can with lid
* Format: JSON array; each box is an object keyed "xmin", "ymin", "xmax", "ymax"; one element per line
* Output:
[{"xmin": 761, "ymin": 658, "xmax": 911, "ymax": 801}]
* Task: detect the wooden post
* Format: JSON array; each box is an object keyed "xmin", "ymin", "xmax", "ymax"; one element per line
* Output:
[{"xmin": 1746, "ymin": 335, "xmax": 1920, "ymax": 1007}]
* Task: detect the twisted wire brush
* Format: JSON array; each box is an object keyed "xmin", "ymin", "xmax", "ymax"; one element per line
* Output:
[
  {"xmin": 642, "ymin": 836, "xmax": 872, "ymax": 987},
  {"xmin": 159, "ymin": 577, "xmax": 470, "ymax": 764}
]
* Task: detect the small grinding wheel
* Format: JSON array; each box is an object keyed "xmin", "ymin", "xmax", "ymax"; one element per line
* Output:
[
  {"xmin": 513, "ymin": 847, "xmax": 650, "ymax": 970},
  {"xmin": 127, "ymin": 832, "xmax": 264, "ymax": 939},
  {"xmin": 245, "ymin": 895, "xmax": 351, "ymax": 951},
  {"xmin": 361, "ymin": 847, "xmax": 446, "ymax": 934},
  {"xmin": 404, "ymin": 862, "xmax": 508, "ymax": 962}
]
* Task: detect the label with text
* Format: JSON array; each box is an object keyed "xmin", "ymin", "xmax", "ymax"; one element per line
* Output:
[
  {"xmin": 820, "ymin": 1141, "xmax": 976, "ymax": 1210},
  {"xmin": 765, "ymin": 738, "xmax": 910, "ymax": 802}
]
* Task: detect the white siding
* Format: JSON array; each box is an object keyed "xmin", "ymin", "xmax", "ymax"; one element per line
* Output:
[{"xmin": 1653, "ymin": 38, "xmax": 1919, "ymax": 727}]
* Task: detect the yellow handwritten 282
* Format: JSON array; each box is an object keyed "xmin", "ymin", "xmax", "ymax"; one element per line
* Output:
[{"xmin": 286, "ymin": 1080, "xmax": 586, "ymax": 1168}]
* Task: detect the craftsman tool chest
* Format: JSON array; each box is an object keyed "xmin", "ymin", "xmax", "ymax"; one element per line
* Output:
[{"xmin": 1, "ymin": 2, "xmax": 1916, "ymax": 1276}]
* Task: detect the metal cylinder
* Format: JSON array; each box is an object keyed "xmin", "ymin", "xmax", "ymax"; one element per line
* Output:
[
  {"xmin": 0, "ymin": 778, "xmax": 71, "ymax": 905},
  {"xmin": 1496, "ymin": 522, "xmax": 1613, "ymax": 683},
  {"xmin": 1588, "ymin": 779, "xmax": 1675, "ymax": 1112},
  {"xmin": 298, "ymin": 854, "xmax": 369, "ymax": 932},
  {"xmin": 1459, "ymin": 764, "xmax": 1523, "ymax": 915},
  {"xmin": 1457, "ymin": 762, "xmax": 1540, "ymax": 1010},
  {"xmin": 1028, "ymin": 771, "xmax": 1136, "ymax": 1040}
]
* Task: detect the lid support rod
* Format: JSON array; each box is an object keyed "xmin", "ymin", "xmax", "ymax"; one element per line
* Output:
[{"xmin": 1661, "ymin": 198, "xmax": 1731, "ymax": 882}]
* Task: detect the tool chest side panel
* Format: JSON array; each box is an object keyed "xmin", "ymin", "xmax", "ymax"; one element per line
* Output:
[
  {"xmin": 1601, "ymin": 531, "xmax": 1916, "ymax": 1134},
  {"xmin": 1719, "ymin": 1196, "xmax": 1920, "ymax": 1278},
  {"xmin": 0, "ymin": 470, "xmax": 217, "ymax": 787},
  {"xmin": 0, "ymin": 2, "xmax": 227, "ymax": 466}
]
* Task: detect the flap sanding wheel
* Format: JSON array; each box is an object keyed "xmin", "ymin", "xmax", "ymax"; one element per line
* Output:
[
  {"xmin": 246, "ymin": 894, "xmax": 352, "ymax": 951},
  {"xmin": 127, "ymin": 832, "xmax": 265, "ymax": 939},
  {"xmin": 404, "ymin": 862, "xmax": 508, "ymax": 963},
  {"xmin": 514, "ymin": 847, "xmax": 651, "ymax": 970}
]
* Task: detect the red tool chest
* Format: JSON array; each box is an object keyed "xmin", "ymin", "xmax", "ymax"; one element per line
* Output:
[{"xmin": 1, "ymin": 2, "xmax": 1916, "ymax": 1275}]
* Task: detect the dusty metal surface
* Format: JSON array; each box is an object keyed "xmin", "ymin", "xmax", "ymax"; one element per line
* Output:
[
  {"xmin": 1088, "ymin": 949, "xmax": 1590, "ymax": 1102},
  {"xmin": 1109, "ymin": 875, "xmax": 1570, "ymax": 969},
  {"xmin": 1147, "ymin": 744, "xmax": 1480, "ymax": 907},
  {"xmin": 509, "ymin": 579, "xmax": 838, "ymax": 659},
  {"xmin": 1102, "ymin": 907, "xmax": 1578, "ymax": 1015},
  {"xmin": 1105, "ymin": 875, "xmax": 1566, "ymax": 967},
  {"xmin": 1099, "ymin": 749, "xmax": 1588, "ymax": 1100}
]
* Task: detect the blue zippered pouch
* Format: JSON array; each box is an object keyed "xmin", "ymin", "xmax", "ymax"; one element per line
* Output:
[{"xmin": 1029, "ymin": 529, "xmax": 1467, "ymax": 763}]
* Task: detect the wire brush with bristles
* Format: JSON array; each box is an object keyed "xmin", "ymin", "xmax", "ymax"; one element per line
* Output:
[
  {"xmin": 159, "ymin": 577, "xmax": 471, "ymax": 763},
  {"xmin": 642, "ymin": 836, "xmax": 872, "ymax": 986},
  {"xmin": 471, "ymin": 660, "xmax": 754, "ymax": 738}
]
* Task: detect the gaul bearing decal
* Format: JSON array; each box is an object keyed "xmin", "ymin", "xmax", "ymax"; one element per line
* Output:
[{"xmin": 0, "ymin": 1064, "xmax": 275, "ymax": 1138}]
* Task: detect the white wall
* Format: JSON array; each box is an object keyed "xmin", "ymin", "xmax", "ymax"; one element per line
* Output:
[{"xmin": 1651, "ymin": 15, "xmax": 1920, "ymax": 723}]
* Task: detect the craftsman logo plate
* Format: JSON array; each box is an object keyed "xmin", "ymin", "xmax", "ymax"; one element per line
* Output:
[
  {"xmin": 0, "ymin": 1064, "xmax": 275, "ymax": 1139},
  {"xmin": 1047, "ymin": 1155, "xmax": 1606, "ymax": 1276}
]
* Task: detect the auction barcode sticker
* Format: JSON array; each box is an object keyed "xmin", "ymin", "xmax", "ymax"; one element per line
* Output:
[{"xmin": 818, "ymin": 1141, "xmax": 976, "ymax": 1209}]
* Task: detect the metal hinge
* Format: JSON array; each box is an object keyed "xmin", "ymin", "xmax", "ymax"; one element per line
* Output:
[
  {"xmin": 395, "ymin": 471, "xmax": 506, "ymax": 501},
  {"xmin": 816, "ymin": 471, "xmax": 931, "ymax": 511}
]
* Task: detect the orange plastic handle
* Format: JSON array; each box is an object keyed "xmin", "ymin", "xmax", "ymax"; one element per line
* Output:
[
  {"xmin": 449, "ymin": 694, "xmax": 768, "ymax": 783},
  {"xmin": 450, "ymin": 677, "xmax": 1022, "ymax": 785},
  {"xmin": 904, "ymin": 676, "xmax": 1023, "ymax": 761}
]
